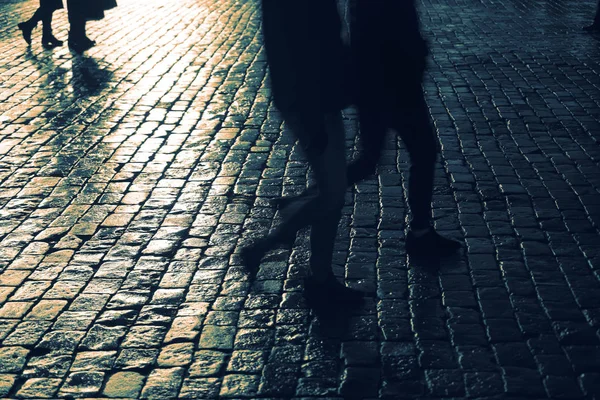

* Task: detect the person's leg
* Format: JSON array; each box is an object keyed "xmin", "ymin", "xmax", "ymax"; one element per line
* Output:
[
  {"xmin": 67, "ymin": 0, "xmax": 83, "ymax": 38},
  {"xmin": 251, "ymin": 110, "xmax": 364, "ymax": 307},
  {"xmin": 393, "ymin": 86, "xmax": 461, "ymax": 256},
  {"xmin": 347, "ymin": 106, "xmax": 387, "ymax": 185},
  {"xmin": 67, "ymin": 0, "xmax": 94, "ymax": 51},
  {"xmin": 41, "ymin": 10, "xmax": 63, "ymax": 47},
  {"xmin": 243, "ymin": 111, "xmax": 346, "ymax": 272},
  {"xmin": 18, "ymin": 5, "xmax": 44, "ymax": 45},
  {"xmin": 41, "ymin": 13, "xmax": 52, "ymax": 38},
  {"xmin": 242, "ymin": 111, "xmax": 364, "ymax": 304},
  {"xmin": 273, "ymin": 106, "xmax": 387, "ymax": 212},
  {"xmin": 301, "ymin": 112, "xmax": 347, "ymax": 281},
  {"xmin": 394, "ymin": 91, "xmax": 436, "ymax": 231},
  {"xmin": 26, "ymin": 8, "xmax": 44, "ymax": 26}
]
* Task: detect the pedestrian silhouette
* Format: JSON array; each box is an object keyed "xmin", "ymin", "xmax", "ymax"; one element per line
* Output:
[
  {"xmin": 18, "ymin": 0, "xmax": 64, "ymax": 48},
  {"xmin": 275, "ymin": 0, "xmax": 461, "ymax": 258},
  {"xmin": 583, "ymin": 0, "xmax": 600, "ymax": 32},
  {"xmin": 67, "ymin": 0, "xmax": 117, "ymax": 53},
  {"xmin": 241, "ymin": 0, "xmax": 364, "ymax": 313}
]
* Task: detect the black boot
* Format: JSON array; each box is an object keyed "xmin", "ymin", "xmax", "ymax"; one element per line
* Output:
[
  {"xmin": 303, "ymin": 274, "xmax": 365, "ymax": 312},
  {"xmin": 68, "ymin": 19, "xmax": 95, "ymax": 53},
  {"xmin": 42, "ymin": 35, "xmax": 63, "ymax": 48},
  {"xmin": 42, "ymin": 34, "xmax": 63, "ymax": 48},
  {"xmin": 68, "ymin": 33, "xmax": 95, "ymax": 53},
  {"xmin": 406, "ymin": 228, "xmax": 461, "ymax": 258},
  {"xmin": 17, "ymin": 21, "xmax": 35, "ymax": 45},
  {"xmin": 41, "ymin": 14, "xmax": 62, "ymax": 49}
]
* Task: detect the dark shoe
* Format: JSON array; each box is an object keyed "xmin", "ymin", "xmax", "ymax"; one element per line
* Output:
[
  {"xmin": 18, "ymin": 22, "xmax": 34, "ymax": 45},
  {"xmin": 82, "ymin": 36, "xmax": 97, "ymax": 47},
  {"xmin": 583, "ymin": 24, "xmax": 600, "ymax": 32},
  {"xmin": 42, "ymin": 34, "xmax": 63, "ymax": 49},
  {"xmin": 406, "ymin": 228, "xmax": 461, "ymax": 258},
  {"xmin": 240, "ymin": 240, "xmax": 269, "ymax": 277},
  {"xmin": 303, "ymin": 275, "xmax": 365, "ymax": 312},
  {"xmin": 68, "ymin": 35, "xmax": 95, "ymax": 53}
]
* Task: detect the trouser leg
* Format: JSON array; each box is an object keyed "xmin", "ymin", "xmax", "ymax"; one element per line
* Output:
[
  {"xmin": 346, "ymin": 107, "xmax": 386, "ymax": 185},
  {"xmin": 269, "ymin": 111, "xmax": 347, "ymax": 280},
  {"xmin": 39, "ymin": 0, "xmax": 54, "ymax": 35},
  {"xmin": 67, "ymin": 0, "xmax": 86, "ymax": 38},
  {"xmin": 41, "ymin": 12, "xmax": 53, "ymax": 37},
  {"xmin": 392, "ymin": 89, "xmax": 437, "ymax": 231},
  {"xmin": 305, "ymin": 113, "xmax": 347, "ymax": 279},
  {"xmin": 25, "ymin": 7, "xmax": 44, "ymax": 26},
  {"xmin": 277, "ymin": 101, "xmax": 386, "ymax": 208}
]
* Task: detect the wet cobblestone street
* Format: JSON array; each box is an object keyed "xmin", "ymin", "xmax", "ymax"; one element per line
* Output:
[{"xmin": 1, "ymin": 0, "xmax": 600, "ymax": 398}]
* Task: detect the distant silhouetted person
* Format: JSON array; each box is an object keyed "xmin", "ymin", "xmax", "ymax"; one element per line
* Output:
[
  {"xmin": 277, "ymin": 0, "xmax": 461, "ymax": 258},
  {"xmin": 241, "ymin": 0, "xmax": 364, "ymax": 311},
  {"xmin": 67, "ymin": 0, "xmax": 117, "ymax": 52},
  {"xmin": 18, "ymin": 0, "xmax": 64, "ymax": 48},
  {"xmin": 583, "ymin": 1, "xmax": 600, "ymax": 32}
]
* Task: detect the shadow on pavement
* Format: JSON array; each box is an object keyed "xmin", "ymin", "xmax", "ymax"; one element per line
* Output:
[
  {"xmin": 24, "ymin": 48, "xmax": 69, "ymax": 90},
  {"xmin": 71, "ymin": 55, "xmax": 114, "ymax": 97}
]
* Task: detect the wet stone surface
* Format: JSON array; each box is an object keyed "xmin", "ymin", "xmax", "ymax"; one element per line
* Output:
[{"xmin": 0, "ymin": 0, "xmax": 600, "ymax": 398}]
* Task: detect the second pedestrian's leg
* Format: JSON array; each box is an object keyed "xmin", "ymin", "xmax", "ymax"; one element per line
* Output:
[
  {"xmin": 18, "ymin": 7, "xmax": 44, "ymax": 45},
  {"xmin": 346, "ymin": 108, "xmax": 387, "ymax": 185},
  {"xmin": 393, "ymin": 88, "xmax": 461, "ymax": 257},
  {"xmin": 67, "ymin": 0, "xmax": 95, "ymax": 52},
  {"xmin": 41, "ymin": 12, "xmax": 63, "ymax": 48},
  {"xmin": 273, "ymin": 107, "xmax": 388, "ymax": 213},
  {"xmin": 241, "ymin": 111, "xmax": 364, "ymax": 309}
]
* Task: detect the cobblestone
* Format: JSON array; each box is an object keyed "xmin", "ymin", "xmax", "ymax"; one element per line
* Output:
[{"xmin": 0, "ymin": 0, "xmax": 600, "ymax": 398}]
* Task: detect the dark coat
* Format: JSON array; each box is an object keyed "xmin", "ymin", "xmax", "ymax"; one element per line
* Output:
[
  {"xmin": 41, "ymin": 0, "xmax": 63, "ymax": 11},
  {"xmin": 86, "ymin": 0, "xmax": 117, "ymax": 20},
  {"xmin": 261, "ymin": 0, "xmax": 349, "ymax": 113},
  {"xmin": 68, "ymin": 0, "xmax": 117, "ymax": 21},
  {"xmin": 351, "ymin": 0, "xmax": 429, "ymax": 110}
]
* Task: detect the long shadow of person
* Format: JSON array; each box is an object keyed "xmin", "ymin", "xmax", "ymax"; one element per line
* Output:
[
  {"xmin": 24, "ymin": 49, "xmax": 69, "ymax": 87},
  {"xmin": 70, "ymin": 55, "xmax": 114, "ymax": 98},
  {"xmin": 23, "ymin": 49, "xmax": 70, "ymax": 122}
]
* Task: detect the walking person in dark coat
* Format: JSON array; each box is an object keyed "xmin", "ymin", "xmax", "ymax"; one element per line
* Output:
[
  {"xmin": 67, "ymin": 0, "xmax": 117, "ymax": 52},
  {"xmin": 583, "ymin": 0, "xmax": 600, "ymax": 32},
  {"xmin": 276, "ymin": 0, "xmax": 461, "ymax": 258},
  {"xmin": 18, "ymin": 0, "xmax": 64, "ymax": 48},
  {"xmin": 352, "ymin": 0, "xmax": 461, "ymax": 256},
  {"xmin": 241, "ymin": 0, "xmax": 364, "ymax": 311}
]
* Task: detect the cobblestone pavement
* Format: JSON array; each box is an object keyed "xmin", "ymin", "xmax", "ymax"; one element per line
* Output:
[{"xmin": 0, "ymin": 0, "xmax": 599, "ymax": 398}]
